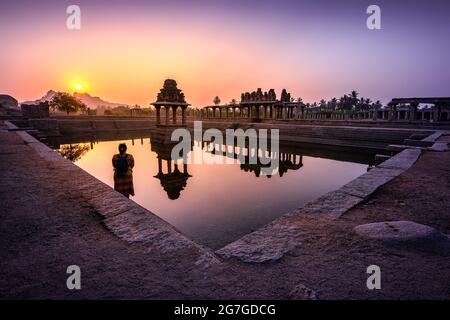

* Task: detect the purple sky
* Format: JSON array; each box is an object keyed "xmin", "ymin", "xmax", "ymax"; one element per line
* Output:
[{"xmin": 1, "ymin": 0, "xmax": 449, "ymax": 106}]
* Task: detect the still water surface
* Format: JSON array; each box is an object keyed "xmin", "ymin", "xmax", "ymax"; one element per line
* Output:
[{"xmin": 52, "ymin": 133, "xmax": 377, "ymax": 249}]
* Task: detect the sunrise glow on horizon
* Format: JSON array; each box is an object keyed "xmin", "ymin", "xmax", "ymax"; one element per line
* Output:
[{"xmin": 1, "ymin": 0, "xmax": 450, "ymax": 107}]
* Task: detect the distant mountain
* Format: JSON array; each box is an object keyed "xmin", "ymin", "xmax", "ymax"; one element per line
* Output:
[
  {"xmin": 73, "ymin": 92, "xmax": 129, "ymax": 109},
  {"xmin": 21, "ymin": 90, "xmax": 130, "ymax": 109},
  {"xmin": 21, "ymin": 90, "xmax": 58, "ymax": 105}
]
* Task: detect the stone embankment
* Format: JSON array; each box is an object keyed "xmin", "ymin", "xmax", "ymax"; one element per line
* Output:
[{"xmin": 216, "ymin": 131, "xmax": 445, "ymax": 263}]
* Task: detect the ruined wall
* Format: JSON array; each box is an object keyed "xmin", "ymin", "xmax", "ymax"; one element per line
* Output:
[
  {"xmin": 21, "ymin": 102, "xmax": 50, "ymax": 118},
  {"xmin": 56, "ymin": 119, "xmax": 154, "ymax": 134},
  {"xmin": 197, "ymin": 121, "xmax": 434, "ymax": 149}
]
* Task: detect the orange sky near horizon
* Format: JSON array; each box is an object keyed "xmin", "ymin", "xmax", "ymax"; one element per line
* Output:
[
  {"xmin": 2, "ymin": 1, "xmax": 449, "ymax": 107},
  {"xmin": 0, "ymin": 2, "xmax": 380, "ymax": 107},
  {"xmin": 1, "ymin": 9, "xmax": 311, "ymax": 107}
]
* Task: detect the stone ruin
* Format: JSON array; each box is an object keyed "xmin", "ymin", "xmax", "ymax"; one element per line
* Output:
[
  {"xmin": 240, "ymin": 88, "xmax": 277, "ymax": 102},
  {"xmin": 21, "ymin": 101, "xmax": 50, "ymax": 118},
  {"xmin": 239, "ymin": 88, "xmax": 293, "ymax": 103},
  {"xmin": 280, "ymin": 89, "xmax": 291, "ymax": 103},
  {"xmin": 156, "ymin": 79, "xmax": 186, "ymax": 103}
]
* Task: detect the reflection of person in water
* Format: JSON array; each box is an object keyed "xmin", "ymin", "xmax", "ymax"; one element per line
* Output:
[{"xmin": 112, "ymin": 143, "xmax": 135, "ymax": 198}]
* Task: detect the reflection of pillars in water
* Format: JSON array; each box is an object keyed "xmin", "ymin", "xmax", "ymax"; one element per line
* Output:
[
  {"xmin": 141, "ymin": 138, "xmax": 144, "ymax": 145},
  {"xmin": 90, "ymin": 141, "xmax": 94, "ymax": 150},
  {"xmin": 132, "ymin": 139, "xmax": 135, "ymax": 146},
  {"xmin": 157, "ymin": 157, "xmax": 163, "ymax": 174},
  {"xmin": 183, "ymin": 163, "xmax": 188, "ymax": 174},
  {"xmin": 292, "ymin": 154, "xmax": 303, "ymax": 165},
  {"xmin": 167, "ymin": 160, "xmax": 172, "ymax": 174}
]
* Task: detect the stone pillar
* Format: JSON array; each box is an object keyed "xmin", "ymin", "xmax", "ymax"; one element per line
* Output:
[
  {"xmin": 433, "ymin": 104, "xmax": 440, "ymax": 122},
  {"xmin": 156, "ymin": 106, "xmax": 161, "ymax": 125},
  {"xmin": 165, "ymin": 106, "xmax": 170, "ymax": 124},
  {"xmin": 388, "ymin": 104, "xmax": 396, "ymax": 121},
  {"xmin": 172, "ymin": 106, "xmax": 177, "ymax": 124}
]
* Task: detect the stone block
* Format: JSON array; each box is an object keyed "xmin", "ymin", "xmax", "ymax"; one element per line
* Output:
[
  {"xmin": 216, "ymin": 217, "xmax": 302, "ymax": 263},
  {"xmin": 300, "ymin": 190, "xmax": 363, "ymax": 216}
]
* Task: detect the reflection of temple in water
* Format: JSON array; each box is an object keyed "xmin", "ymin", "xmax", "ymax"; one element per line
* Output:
[
  {"xmin": 201, "ymin": 138, "xmax": 304, "ymax": 178},
  {"xmin": 50, "ymin": 128, "xmax": 379, "ymax": 199},
  {"xmin": 275, "ymin": 153, "xmax": 303, "ymax": 177},
  {"xmin": 239, "ymin": 152, "xmax": 303, "ymax": 178},
  {"xmin": 151, "ymin": 137, "xmax": 193, "ymax": 200},
  {"xmin": 154, "ymin": 160, "xmax": 191, "ymax": 200}
]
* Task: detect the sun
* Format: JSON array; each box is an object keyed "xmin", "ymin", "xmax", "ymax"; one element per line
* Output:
[{"xmin": 70, "ymin": 79, "xmax": 87, "ymax": 92}]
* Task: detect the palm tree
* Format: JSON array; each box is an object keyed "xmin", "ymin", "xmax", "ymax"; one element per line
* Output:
[
  {"xmin": 329, "ymin": 97, "xmax": 338, "ymax": 110},
  {"xmin": 339, "ymin": 95, "xmax": 352, "ymax": 111},
  {"xmin": 350, "ymin": 90, "xmax": 359, "ymax": 100},
  {"xmin": 349, "ymin": 90, "xmax": 359, "ymax": 110}
]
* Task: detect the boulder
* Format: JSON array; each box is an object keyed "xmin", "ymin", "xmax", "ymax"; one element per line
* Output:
[
  {"xmin": 354, "ymin": 221, "xmax": 450, "ymax": 253},
  {"xmin": 0, "ymin": 94, "xmax": 18, "ymax": 109}
]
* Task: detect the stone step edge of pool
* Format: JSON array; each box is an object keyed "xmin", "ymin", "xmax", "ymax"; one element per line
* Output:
[
  {"xmin": 215, "ymin": 144, "xmax": 435, "ymax": 263},
  {"xmin": 4, "ymin": 120, "xmax": 220, "ymax": 270}
]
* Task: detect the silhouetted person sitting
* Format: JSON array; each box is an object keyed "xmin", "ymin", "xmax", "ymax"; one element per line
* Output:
[{"xmin": 112, "ymin": 143, "xmax": 135, "ymax": 198}]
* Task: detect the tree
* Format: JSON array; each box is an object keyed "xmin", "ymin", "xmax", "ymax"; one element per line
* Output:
[
  {"xmin": 339, "ymin": 94, "xmax": 353, "ymax": 111},
  {"xmin": 329, "ymin": 97, "xmax": 338, "ymax": 110},
  {"xmin": 319, "ymin": 99, "xmax": 327, "ymax": 109},
  {"xmin": 50, "ymin": 92, "xmax": 86, "ymax": 115},
  {"xmin": 349, "ymin": 90, "xmax": 360, "ymax": 109},
  {"xmin": 213, "ymin": 96, "xmax": 221, "ymax": 105}
]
